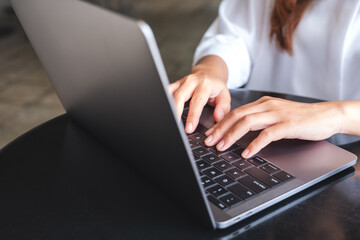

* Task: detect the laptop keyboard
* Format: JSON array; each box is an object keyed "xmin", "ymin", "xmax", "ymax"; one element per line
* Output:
[{"xmin": 183, "ymin": 117, "xmax": 295, "ymax": 211}]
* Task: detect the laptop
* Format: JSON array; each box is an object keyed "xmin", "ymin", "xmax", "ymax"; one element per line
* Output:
[{"xmin": 11, "ymin": 0, "xmax": 357, "ymax": 229}]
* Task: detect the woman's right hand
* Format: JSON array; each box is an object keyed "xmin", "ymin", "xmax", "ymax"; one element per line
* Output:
[{"xmin": 169, "ymin": 55, "xmax": 231, "ymax": 134}]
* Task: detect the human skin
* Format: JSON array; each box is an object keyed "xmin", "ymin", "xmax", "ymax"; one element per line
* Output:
[
  {"xmin": 169, "ymin": 56, "xmax": 360, "ymax": 158},
  {"xmin": 169, "ymin": 55, "xmax": 231, "ymax": 129}
]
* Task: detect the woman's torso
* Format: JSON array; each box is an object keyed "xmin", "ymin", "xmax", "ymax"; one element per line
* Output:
[{"xmin": 224, "ymin": 0, "xmax": 360, "ymax": 101}]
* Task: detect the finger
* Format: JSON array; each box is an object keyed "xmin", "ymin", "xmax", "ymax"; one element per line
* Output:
[
  {"xmin": 204, "ymin": 103, "xmax": 270, "ymax": 146},
  {"xmin": 242, "ymin": 123, "xmax": 287, "ymax": 158},
  {"xmin": 204, "ymin": 100, "xmax": 259, "ymax": 137},
  {"xmin": 216, "ymin": 112, "xmax": 279, "ymax": 151},
  {"xmin": 173, "ymin": 79, "xmax": 197, "ymax": 121},
  {"xmin": 226, "ymin": 95, "xmax": 276, "ymax": 116},
  {"xmin": 168, "ymin": 81, "xmax": 181, "ymax": 95},
  {"xmin": 186, "ymin": 86, "xmax": 212, "ymax": 133},
  {"xmin": 213, "ymin": 90, "xmax": 231, "ymax": 122}
]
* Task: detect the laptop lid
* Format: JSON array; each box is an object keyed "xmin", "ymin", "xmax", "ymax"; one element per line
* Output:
[{"xmin": 11, "ymin": 0, "xmax": 216, "ymax": 228}]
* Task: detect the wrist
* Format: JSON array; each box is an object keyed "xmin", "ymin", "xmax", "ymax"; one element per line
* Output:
[
  {"xmin": 335, "ymin": 101, "xmax": 348, "ymax": 134},
  {"xmin": 338, "ymin": 101, "xmax": 360, "ymax": 135},
  {"xmin": 191, "ymin": 55, "xmax": 228, "ymax": 84}
]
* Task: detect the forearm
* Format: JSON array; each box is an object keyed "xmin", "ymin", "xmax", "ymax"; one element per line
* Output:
[
  {"xmin": 339, "ymin": 100, "xmax": 360, "ymax": 136},
  {"xmin": 191, "ymin": 55, "xmax": 228, "ymax": 85}
]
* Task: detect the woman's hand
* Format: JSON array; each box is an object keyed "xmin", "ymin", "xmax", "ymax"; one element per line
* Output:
[
  {"xmin": 169, "ymin": 56, "xmax": 231, "ymax": 134},
  {"xmin": 204, "ymin": 96, "xmax": 345, "ymax": 158}
]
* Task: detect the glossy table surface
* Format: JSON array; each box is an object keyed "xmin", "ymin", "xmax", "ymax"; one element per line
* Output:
[{"xmin": 1, "ymin": 89, "xmax": 360, "ymax": 240}]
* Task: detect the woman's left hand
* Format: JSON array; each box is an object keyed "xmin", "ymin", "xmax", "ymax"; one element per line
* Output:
[{"xmin": 204, "ymin": 96, "xmax": 344, "ymax": 158}]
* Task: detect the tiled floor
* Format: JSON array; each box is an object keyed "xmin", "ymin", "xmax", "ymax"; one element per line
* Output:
[{"xmin": 0, "ymin": 0, "xmax": 220, "ymax": 148}]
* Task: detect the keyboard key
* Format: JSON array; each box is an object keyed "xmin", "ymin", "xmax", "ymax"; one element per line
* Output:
[
  {"xmin": 232, "ymin": 148, "xmax": 245, "ymax": 157},
  {"xmin": 244, "ymin": 167, "xmax": 282, "ymax": 188},
  {"xmin": 207, "ymin": 184, "xmax": 228, "ymax": 197},
  {"xmin": 227, "ymin": 183, "xmax": 255, "ymax": 200},
  {"xmin": 221, "ymin": 152, "xmax": 240, "ymax": 162},
  {"xmin": 182, "ymin": 108, "xmax": 189, "ymax": 119},
  {"xmin": 247, "ymin": 156, "xmax": 267, "ymax": 166},
  {"xmin": 219, "ymin": 193, "xmax": 242, "ymax": 207},
  {"xmin": 196, "ymin": 160, "xmax": 211, "ymax": 171},
  {"xmin": 189, "ymin": 133, "xmax": 206, "ymax": 143},
  {"xmin": 192, "ymin": 147, "xmax": 210, "ymax": 157},
  {"xmin": 260, "ymin": 163, "xmax": 280, "ymax": 174},
  {"xmin": 209, "ymin": 146, "xmax": 221, "ymax": 154},
  {"xmin": 225, "ymin": 168, "xmax": 245, "ymax": 180},
  {"xmin": 273, "ymin": 171, "xmax": 294, "ymax": 182},
  {"xmin": 213, "ymin": 161, "xmax": 233, "ymax": 171},
  {"xmin": 232, "ymin": 160, "xmax": 252, "ymax": 170},
  {"xmin": 222, "ymin": 144, "xmax": 240, "ymax": 153},
  {"xmin": 202, "ymin": 153, "xmax": 221, "ymax": 163},
  {"xmin": 207, "ymin": 195, "xmax": 228, "ymax": 210},
  {"xmin": 214, "ymin": 175, "xmax": 235, "ymax": 187},
  {"xmin": 200, "ymin": 142, "xmax": 218, "ymax": 153},
  {"xmin": 189, "ymin": 140, "xmax": 200, "ymax": 149},
  {"xmin": 196, "ymin": 124, "xmax": 209, "ymax": 135},
  {"xmin": 203, "ymin": 167, "xmax": 223, "ymax": 178},
  {"xmin": 201, "ymin": 176, "xmax": 216, "ymax": 188},
  {"xmin": 238, "ymin": 175, "xmax": 269, "ymax": 194}
]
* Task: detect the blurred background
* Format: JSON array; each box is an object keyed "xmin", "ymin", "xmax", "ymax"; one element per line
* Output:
[{"xmin": 0, "ymin": 0, "xmax": 220, "ymax": 148}]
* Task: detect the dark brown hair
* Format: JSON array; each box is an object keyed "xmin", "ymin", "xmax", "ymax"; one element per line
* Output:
[{"xmin": 270, "ymin": 0, "xmax": 313, "ymax": 55}]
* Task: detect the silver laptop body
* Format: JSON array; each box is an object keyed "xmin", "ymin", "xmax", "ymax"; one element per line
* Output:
[{"xmin": 11, "ymin": 0, "xmax": 357, "ymax": 229}]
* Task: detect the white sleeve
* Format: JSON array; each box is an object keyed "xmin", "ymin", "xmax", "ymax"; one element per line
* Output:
[{"xmin": 193, "ymin": 0, "xmax": 253, "ymax": 89}]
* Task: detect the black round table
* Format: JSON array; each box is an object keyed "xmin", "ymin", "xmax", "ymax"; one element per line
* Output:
[{"xmin": 1, "ymin": 89, "xmax": 360, "ymax": 239}]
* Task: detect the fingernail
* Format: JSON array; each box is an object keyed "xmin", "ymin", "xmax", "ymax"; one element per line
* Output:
[
  {"xmin": 217, "ymin": 140, "xmax": 225, "ymax": 150},
  {"xmin": 242, "ymin": 149, "xmax": 250, "ymax": 158},
  {"xmin": 205, "ymin": 127, "xmax": 214, "ymax": 136},
  {"xmin": 205, "ymin": 135, "xmax": 213, "ymax": 145},
  {"xmin": 186, "ymin": 122, "xmax": 193, "ymax": 132}
]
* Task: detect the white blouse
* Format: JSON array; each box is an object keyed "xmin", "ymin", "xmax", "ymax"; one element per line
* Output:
[{"xmin": 193, "ymin": 0, "xmax": 360, "ymax": 101}]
